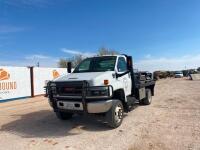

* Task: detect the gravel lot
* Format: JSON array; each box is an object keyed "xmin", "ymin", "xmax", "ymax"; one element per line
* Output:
[{"xmin": 0, "ymin": 78, "xmax": 200, "ymax": 150}]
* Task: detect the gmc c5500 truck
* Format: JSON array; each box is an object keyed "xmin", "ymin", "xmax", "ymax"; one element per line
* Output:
[{"xmin": 46, "ymin": 55, "xmax": 155, "ymax": 128}]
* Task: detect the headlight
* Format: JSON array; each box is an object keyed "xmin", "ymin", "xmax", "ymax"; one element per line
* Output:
[
  {"xmin": 50, "ymin": 83, "xmax": 56, "ymax": 86},
  {"xmin": 90, "ymin": 89, "xmax": 108, "ymax": 96},
  {"xmin": 51, "ymin": 86, "xmax": 57, "ymax": 94},
  {"xmin": 86, "ymin": 86, "xmax": 112, "ymax": 98}
]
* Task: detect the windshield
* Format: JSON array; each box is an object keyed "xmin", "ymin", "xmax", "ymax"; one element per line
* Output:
[
  {"xmin": 175, "ymin": 71, "xmax": 183, "ymax": 74},
  {"xmin": 73, "ymin": 56, "xmax": 116, "ymax": 73}
]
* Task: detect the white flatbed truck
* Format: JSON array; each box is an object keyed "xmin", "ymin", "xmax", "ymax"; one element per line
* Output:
[{"xmin": 46, "ymin": 54, "xmax": 155, "ymax": 128}]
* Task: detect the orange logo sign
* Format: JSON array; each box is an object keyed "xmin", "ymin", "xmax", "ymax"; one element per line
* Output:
[
  {"xmin": 53, "ymin": 70, "xmax": 60, "ymax": 79},
  {"xmin": 0, "ymin": 69, "xmax": 17, "ymax": 91},
  {"xmin": 0, "ymin": 69, "xmax": 10, "ymax": 81}
]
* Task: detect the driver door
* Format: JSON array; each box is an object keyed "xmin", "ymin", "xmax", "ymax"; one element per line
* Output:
[{"xmin": 116, "ymin": 57, "xmax": 132, "ymax": 96}]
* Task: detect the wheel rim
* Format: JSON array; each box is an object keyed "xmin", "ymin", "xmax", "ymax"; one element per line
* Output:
[{"xmin": 114, "ymin": 104, "xmax": 123, "ymax": 123}]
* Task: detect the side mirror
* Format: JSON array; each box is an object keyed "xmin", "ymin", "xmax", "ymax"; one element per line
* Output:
[
  {"xmin": 127, "ymin": 56, "xmax": 133, "ymax": 71},
  {"xmin": 67, "ymin": 62, "xmax": 72, "ymax": 73}
]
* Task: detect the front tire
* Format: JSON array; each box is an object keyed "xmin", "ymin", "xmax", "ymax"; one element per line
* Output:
[
  {"xmin": 55, "ymin": 111, "xmax": 73, "ymax": 120},
  {"xmin": 106, "ymin": 100, "xmax": 124, "ymax": 128}
]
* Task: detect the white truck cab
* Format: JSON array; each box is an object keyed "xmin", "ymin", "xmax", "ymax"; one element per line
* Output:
[
  {"xmin": 174, "ymin": 71, "xmax": 184, "ymax": 78},
  {"xmin": 46, "ymin": 55, "xmax": 155, "ymax": 128}
]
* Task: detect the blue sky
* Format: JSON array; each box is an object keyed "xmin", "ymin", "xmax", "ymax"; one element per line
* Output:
[{"xmin": 0, "ymin": 0, "xmax": 200, "ymax": 71}]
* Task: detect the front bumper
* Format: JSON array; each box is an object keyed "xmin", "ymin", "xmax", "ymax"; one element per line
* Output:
[
  {"xmin": 46, "ymin": 81, "xmax": 114, "ymax": 114},
  {"xmin": 175, "ymin": 75, "xmax": 183, "ymax": 78},
  {"xmin": 54, "ymin": 99, "xmax": 113, "ymax": 113},
  {"xmin": 87, "ymin": 100, "xmax": 113, "ymax": 113}
]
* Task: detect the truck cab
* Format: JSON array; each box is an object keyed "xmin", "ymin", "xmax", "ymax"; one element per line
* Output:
[
  {"xmin": 46, "ymin": 55, "xmax": 155, "ymax": 128},
  {"xmin": 174, "ymin": 71, "xmax": 184, "ymax": 78}
]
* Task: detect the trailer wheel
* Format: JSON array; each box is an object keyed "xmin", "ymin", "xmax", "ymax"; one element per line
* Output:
[
  {"xmin": 106, "ymin": 100, "xmax": 124, "ymax": 128},
  {"xmin": 141, "ymin": 89, "xmax": 152, "ymax": 105},
  {"xmin": 55, "ymin": 111, "xmax": 73, "ymax": 120}
]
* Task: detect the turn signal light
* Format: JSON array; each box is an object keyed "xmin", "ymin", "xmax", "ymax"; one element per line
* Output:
[{"xmin": 104, "ymin": 80, "xmax": 109, "ymax": 85}]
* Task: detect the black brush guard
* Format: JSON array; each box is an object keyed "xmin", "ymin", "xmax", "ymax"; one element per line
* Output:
[{"xmin": 46, "ymin": 81, "xmax": 113, "ymax": 113}]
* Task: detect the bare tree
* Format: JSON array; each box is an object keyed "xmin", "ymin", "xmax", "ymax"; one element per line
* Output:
[
  {"xmin": 58, "ymin": 58, "xmax": 68, "ymax": 68},
  {"xmin": 72, "ymin": 55, "xmax": 84, "ymax": 67},
  {"xmin": 58, "ymin": 55, "xmax": 84, "ymax": 68},
  {"xmin": 98, "ymin": 47, "xmax": 119, "ymax": 56}
]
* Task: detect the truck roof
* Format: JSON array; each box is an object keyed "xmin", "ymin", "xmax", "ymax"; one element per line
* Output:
[{"xmin": 89, "ymin": 54, "xmax": 126, "ymax": 58}]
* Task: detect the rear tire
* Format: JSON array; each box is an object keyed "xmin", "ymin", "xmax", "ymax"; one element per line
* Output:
[
  {"xmin": 106, "ymin": 100, "xmax": 124, "ymax": 128},
  {"xmin": 55, "ymin": 111, "xmax": 73, "ymax": 120},
  {"xmin": 140, "ymin": 89, "xmax": 152, "ymax": 105}
]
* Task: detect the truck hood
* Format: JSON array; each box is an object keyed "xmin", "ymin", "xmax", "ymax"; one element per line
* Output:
[{"xmin": 54, "ymin": 72, "xmax": 114, "ymax": 86}]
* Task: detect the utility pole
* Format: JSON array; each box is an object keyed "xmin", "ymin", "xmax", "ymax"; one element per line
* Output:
[{"xmin": 37, "ymin": 62, "xmax": 40, "ymax": 67}]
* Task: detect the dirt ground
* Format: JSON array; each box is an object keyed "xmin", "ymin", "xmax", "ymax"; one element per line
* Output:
[{"xmin": 0, "ymin": 78, "xmax": 200, "ymax": 150}]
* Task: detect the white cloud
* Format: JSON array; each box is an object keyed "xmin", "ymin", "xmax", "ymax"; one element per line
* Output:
[
  {"xmin": 144, "ymin": 54, "xmax": 152, "ymax": 59},
  {"xmin": 0, "ymin": 59, "xmax": 58, "ymax": 67},
  {"xmin": 3, "ymin": 0, "xmax": 55, "ymax": 7},
  {"xmin": 0, "ymin": 55, "xmax": 59, "ymax": 67},
  {"xmin": 25, "ymin": 54, "xmax": 50, "ymax": 60},
  {"xmin": 135, "ymin": 54, "xmax": 200, "ymax": 72},
  {"xmin": 0, "ymin": 25, "xmax": 24, "ymax": 34},
  {"xmin": 5, "ymin": 0, "xmax": 43, "ymax": 6},
  {"xmin": 61, "ymin": 48, "xmax": 96, "ymax": 57},
  {"xmin": 23, "ymin": 54, "xmax": 59, "ymax": 67}
]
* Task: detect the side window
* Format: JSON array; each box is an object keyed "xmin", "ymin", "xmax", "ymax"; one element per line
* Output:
[{"xmin": 117, "ymin": 57, "xmax": 127, "ymax": 72}]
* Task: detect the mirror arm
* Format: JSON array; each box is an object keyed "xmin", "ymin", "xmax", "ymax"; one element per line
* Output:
[{"xmin": 116, "ymin": 70, "xmax": 130, "ymax": 78}]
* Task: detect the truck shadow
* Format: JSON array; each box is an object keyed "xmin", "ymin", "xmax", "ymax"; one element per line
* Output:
[
  {"xmin": 0, "ymin": 109, "xmax": 119, "ymax": 138},
  {"xmin": 0, "ymin": 101, "xmax": 141, "ymax": 138}
]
